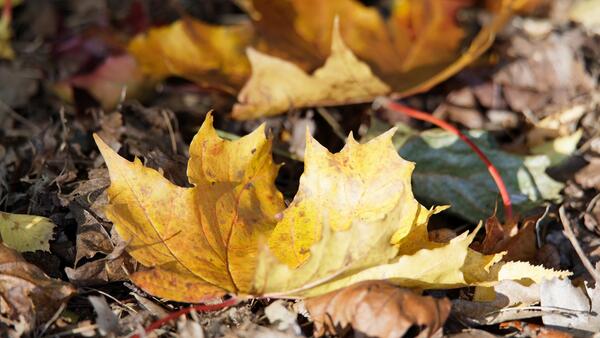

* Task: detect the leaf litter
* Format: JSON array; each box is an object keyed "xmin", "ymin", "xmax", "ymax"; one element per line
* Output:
[{"xmin": 2, "ymin": 0, "xmax": 600, "ymax": 337}]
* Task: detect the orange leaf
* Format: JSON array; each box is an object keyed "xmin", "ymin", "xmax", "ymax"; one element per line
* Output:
[{"xmin": 128, "ymin": 0, "xmax": 519, "ymax": 119}]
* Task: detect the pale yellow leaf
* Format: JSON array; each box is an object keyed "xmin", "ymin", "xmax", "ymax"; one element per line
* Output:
[{"xmin": 232, "ymin": 19, "xmax": 390, "ymax": 119}]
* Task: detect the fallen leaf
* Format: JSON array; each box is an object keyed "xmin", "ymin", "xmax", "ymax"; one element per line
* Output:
[
  {"xmin": 69, "ymin": 203, "xmax": 113, "ymax": 266},
  {"xmin": 265, "ymin": 300, "xmax": 301, "ymax": 334},
  {"xmin": 474, "ymin": 214, "xmax": 538, "ymax": 263},
  {"xmin": 541, "ymin": 278, "xmax": 600, "ymax": 332},
  {"xmin": 453, "ymin": 280, "xmax": 541, "ymax": 325},
  {"xmin": 0, "ymin": 243, "xmax": 76, "ymax": 328},
  {"xmin": 575, "ymin": 158, "xmax": 600, "ymax": 190},
  {"xmin": 64, "ymin": 55, "xmax": 147, "ymax": 109},
  {"xmin": 224, "ymin": 321, "xmax": 301, "ymax": 338},
  {"xmin": 531, "ymin": 129, "xmax": 582, "ymax": 166},
  {"xmin": 570, "ymin": 0, "xmax": 600, "ymax": 31},
  {"xmin": 305, "ymin": 280, "xmax": 451, "ymax": 338},
  {"xmin": 234, "ymin": 0, "xmax": 516, "ymax": 119},
  {"xmin": 232, "ymin": 19, "xmax": 390, "ymax": 119},
  {"xmin": 0, "ymin": 211, "xmax": 56, "ymax": 252},
  {"xmin": 526, "ymin": 105, "xmax": 586, "ymax": 148},
  {"xmin": 500, "ymin": 321, "xmax": 574, "ymax": 338},
  {"xmin": 65, "ymin": 254, "xmax": 134, "ymax": 286},
  {"xmin": 128, "ymin": 18, "xmax": 253, "ymax": 94},
  {"xmin": 129, "ymin": 0, "xmax": 517, "ymax": 119},
  {"xmin": 495, "ymin": 31, "xmax": 593, "ymax": 116},
  {"xmin": 177, "ymin": 315, "xmax": 205, "ymax": 338},
  {"xmin": 95, "ymin": 113, "xmax": 568, "ymax": 302},
  {"xmin": 89, "ymin": 295, "xmax": 119, "ymax": 336}
]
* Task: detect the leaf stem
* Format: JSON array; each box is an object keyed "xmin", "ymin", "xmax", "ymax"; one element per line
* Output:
[
  {"xmin": 376, "ymin": 97, "xmax": 514, "ymax": 221},
  {"xmin": 135, "ymin": 297, "xmax": 239, "ymax": 337}
]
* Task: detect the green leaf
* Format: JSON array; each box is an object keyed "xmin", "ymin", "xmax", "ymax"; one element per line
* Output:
[
  {"xmin": 0, "ymin": 211, "xmax": 57, "ymax": 252},
  {"xmin": 366, "ymin": 121, "xmax": 564, "ymax": 222}
]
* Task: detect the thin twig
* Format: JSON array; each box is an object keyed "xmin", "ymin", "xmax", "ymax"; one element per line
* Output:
[
  {"xmin": 559, "ymin": 206, "xmax": 600, "ymax": 284},
  {"xmin": 315, "ymin": 107, "xmax": 346, "ymax": 141},
  {"xmin": 0, "ymin": 100, "xmax": 41, "ymax": 132},
  {"xmin": 41, "ymin": 324, "xmax": 98, "ymax": 338},
  {"xmin": 37, "ymin": 302, "xmax": 67, "ymax": 338},
  {"xmin": 161, "ymin": 109, "xmax": 177, "ymax": 154},
  {"xmin": 135, "ymin": 297, "xmax": 239, "ymax": 338}
]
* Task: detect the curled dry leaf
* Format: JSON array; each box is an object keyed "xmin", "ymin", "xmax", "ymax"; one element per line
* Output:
[
  {"xmin": 305, "ymin": 280, "xmax": 451, "ymax": 338},
  {"xmin": 474, "ymin": 214, "xmax": 538, "ymax": 263},
  {"xmin": 0, "ymin": 211, "xmax": 56, "ymax": 252},
  {"xmin": 94, "ymin": 113, "xmax": 569, "ymax": 303},
  {"xmin": 129, "ymin": 0, "xmax": 519, "ymax": 119},
  {"xmin": 0, "ymin": 243, "xmax": 76, "ymax": 327}
]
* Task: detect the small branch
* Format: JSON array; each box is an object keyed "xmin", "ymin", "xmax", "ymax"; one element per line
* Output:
[
  {"xmin": 375, "ymin": 97, "xmax": 514, "ymax": 221},
  {"xmin": 559, "ymin": 206, "xmax": 600, "ymax": 284},
  {"xmin": 316, "ymin": 107, "xmax": 346, "ymax": 141},
  {"xmin": 134, "ymin": 297, "xmax": 239, "ymax": 338}
]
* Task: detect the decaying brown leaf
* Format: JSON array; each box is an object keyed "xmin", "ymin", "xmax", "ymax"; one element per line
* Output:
[
  {"xmin": 473, "ymin": 214, "xmax": 538, "ymax": 262},
  {"xmin": 305, "ymin": 280, "xmax": 451, "ymax": 338},
  {"xmin": 0, "ymin": 243, "xmax": 76, "ymax": 330},
  {"xmin": 575, "ymin": 158, "xmax": 600, "ymax": 191},
  {"xmin": 472, "ymin": 213, "xmax": 563, "ymax": 270}
]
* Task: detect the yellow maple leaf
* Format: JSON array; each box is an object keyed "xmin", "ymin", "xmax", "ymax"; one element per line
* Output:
[
  {"xmin": 233, "ymin": 19, "xmax": 390, "ymax": 119},
  {"xmin": 128, "ymin": 18, "xmax": 252, "ymax": 94},
  {"xmin": 94, "ymin": 113, "xmax": 285, "ymax": 302},
  {"xmin": 95, "ymin": 113, "xmax": 568, "ymax": 302},
  {"xmin": 0, "ymin": 211, "xmax": 56, "ymax": 252},
  {"xmin": 128, "ymin": 0, "xmax": 519, "ymax": 119}
]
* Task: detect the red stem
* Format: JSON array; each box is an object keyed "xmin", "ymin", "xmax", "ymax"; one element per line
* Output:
[
  {"xmin": 134, "ymin": 297, "xmax": 239, "ymax": 337},
  {"xmin": 2, "ymin": 0, "xmax": 12, "ymax": 23},
  {"xmin": 379, "ymin": 98, "xmax": 514, "ymax": 221}
]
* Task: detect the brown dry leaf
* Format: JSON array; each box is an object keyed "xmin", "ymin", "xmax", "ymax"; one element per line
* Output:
[
  {"xmin": 473, "ymin": 215, "xmax": 538, "ymax": 262},
  {"xmin": 575, "ymin": 158, "xmax": 600, "ymax": 191},
  {"xmin": 0, "ymin": 243, "xmax": 76, "ymax": 327},
  {"xmin": 129, "ymin": 0, "xmax": 520, "ymax": 119},
  {"xmin": 305, "ymin": 280, "xmax": 451, "ymax": 338},
  {"xmin": 500, "ymin": 321, "xmax": 574, "ymax": 338}
]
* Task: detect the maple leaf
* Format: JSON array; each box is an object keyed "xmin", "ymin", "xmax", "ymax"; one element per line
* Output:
[
  {"xmin": 128, "ymin": 0, "xmax": 518, "ymax": 119},
  {"xmin": 95, "ymin": 113, "xmax": 568, "ymax": 302}
]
